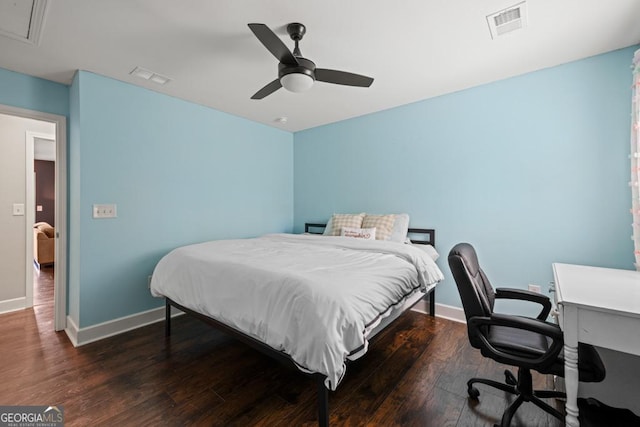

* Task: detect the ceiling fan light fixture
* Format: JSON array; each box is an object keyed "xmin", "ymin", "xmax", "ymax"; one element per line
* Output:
[{"xmin": 280, "ymin": 72, "xmax": 314, "ymax": 93}]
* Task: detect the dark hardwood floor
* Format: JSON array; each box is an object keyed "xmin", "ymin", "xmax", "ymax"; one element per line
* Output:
[
  {"xmin": 33, "ymin": 265, "xmax": 54, "ymax": 307},
  {"xmin": 0, "ymin": 289, "xmax": 565, "ymax": 427}
]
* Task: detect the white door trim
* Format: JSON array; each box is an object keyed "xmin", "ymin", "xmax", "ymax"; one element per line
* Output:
[
  {"xmin": 25, "ymin": 131, "xmax": 56, "ymax": 308},
  {"xmin": 0, "ymin": 103, "xmax": 67, "ymax": 331}
]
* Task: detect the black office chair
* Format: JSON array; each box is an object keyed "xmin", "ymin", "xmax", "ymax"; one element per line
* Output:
[{"xmin": 448, "ymin": 243, "xmax": 606, "ymax": 427}]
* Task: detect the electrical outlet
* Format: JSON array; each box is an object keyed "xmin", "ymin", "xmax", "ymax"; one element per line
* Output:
[{"xmin": 528, "ymin": 284, "xmax": 542, "ymax": 294}]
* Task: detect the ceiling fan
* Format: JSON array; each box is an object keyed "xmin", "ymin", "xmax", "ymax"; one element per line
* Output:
[{"xmin": 248, "ymin": 22, "xmax": 374, "ymax": 100}]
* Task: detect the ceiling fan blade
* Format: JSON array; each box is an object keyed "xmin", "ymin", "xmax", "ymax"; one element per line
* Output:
[
  {"xmin": 315, "ymin": 69, "xmax": 374, "ymax": 87},
  {"xmin": 251, "ymin": 79, "xmax": 282, "ymax": 100},
  {"xmin": 248, "ymin": 23, "xmax": 299, "ymax": 66}
]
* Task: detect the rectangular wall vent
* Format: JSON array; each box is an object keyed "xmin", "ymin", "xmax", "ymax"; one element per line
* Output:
[{"xmin": 487, "ymin": 1, "xmax": 527, "ymax": 39}]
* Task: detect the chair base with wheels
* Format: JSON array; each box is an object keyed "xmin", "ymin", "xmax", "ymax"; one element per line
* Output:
[{"xmin": 468, "ymin": 367, "xmax": 565, "ymax": 427}]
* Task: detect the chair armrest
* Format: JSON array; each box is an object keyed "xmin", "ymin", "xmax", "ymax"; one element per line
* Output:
[
  {"xmin": 495, "ymin": 287, "xmax": 552, "ymax": 320},
  {"xmin": 468, "ymin": 313, "xmax": 564, "ymax": 369}
]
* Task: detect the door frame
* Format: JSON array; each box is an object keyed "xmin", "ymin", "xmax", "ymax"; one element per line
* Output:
[
  {"xmin": 25, "ymin": 131, "xmax": 56, "ymax": 307},
  {"xmin": 0, "ymin": 103, "xmax": 67, "ymax": 331}
]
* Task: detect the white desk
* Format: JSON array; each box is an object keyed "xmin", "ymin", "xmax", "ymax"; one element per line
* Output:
[{"xmin": 552, "ymin": 263, "xmax": 640, "ymax": 427}]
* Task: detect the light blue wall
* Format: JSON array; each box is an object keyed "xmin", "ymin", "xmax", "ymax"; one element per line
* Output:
[
  {"xmin": 294, "ymin": 46, "xmax": 637, "ymax": 313},
  {"xmin": 0, "ymin": 67, "xmax": 69, "ymax": 116},
  {"xmin": 70, "ymin": 71, "xmax": 293, "ymax": 327}
]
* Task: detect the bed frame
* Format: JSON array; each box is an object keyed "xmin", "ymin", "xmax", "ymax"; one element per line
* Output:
[{"xmin": 164, "ymin": 224, "xmax": 437, "ymax": 426}]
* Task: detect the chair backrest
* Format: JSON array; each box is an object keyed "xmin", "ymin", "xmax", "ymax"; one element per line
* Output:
[{"xmin": 448, "ymin": 243, "xmax": 496, "ymax": 346}]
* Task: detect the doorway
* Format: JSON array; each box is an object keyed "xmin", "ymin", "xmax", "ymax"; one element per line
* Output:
[
  {"xmin": 0, "ymin": 104, "xmax": 67, "ymax": 331},
  {"xmin": 28, "ymin": 133, "xmax": 56, "ymax": 311}
]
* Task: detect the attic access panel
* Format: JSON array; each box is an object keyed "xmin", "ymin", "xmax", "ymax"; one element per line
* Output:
[{"xmin": 0, "ymin": 0, "xmax": 48, "ymax": 45}]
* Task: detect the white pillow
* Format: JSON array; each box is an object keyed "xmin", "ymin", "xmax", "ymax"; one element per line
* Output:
[
  {"xmin": 322, "ymin": 217, "xmax": 334, "ymax": 235},
  {"xmin": 341, "ymin": 227, "xmax": 376, "ymax": 240},
  {"xmin": 388, "ymin": 213, "xmax": 410, "ymax": 242}
]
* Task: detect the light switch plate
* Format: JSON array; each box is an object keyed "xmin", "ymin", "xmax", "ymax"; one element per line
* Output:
[
  {"xmin": 12, "ymin": 203, "xmax": 25, "ymax": 216},
  {"xmin": 93, "ymin": 204, "xmax": 117, "ymax": 219}
]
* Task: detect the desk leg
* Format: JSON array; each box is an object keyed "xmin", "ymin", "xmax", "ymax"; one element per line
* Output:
[
  {"xmin": 564, "ymin": 344, "xmax": 579, "ymax": 426},
  {"xmin": 563, "ymin": 305, "xmax": 580, "ymax": 427}
]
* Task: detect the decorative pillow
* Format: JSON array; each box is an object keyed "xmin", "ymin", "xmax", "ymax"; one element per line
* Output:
[
  {"xmin": 325, "ymin": 213, "xmax": 366, "ymax": 236},
  {"xmin": 341, "ymin": 227, "xmax": 376, "ymax": 240},
  {"xmin": 388, "ymin": 213, "xmax": 410, "ymax": 243},
  {"xmin": 362, "ymin": 214, "xmax": 396, "ymax": 240}
]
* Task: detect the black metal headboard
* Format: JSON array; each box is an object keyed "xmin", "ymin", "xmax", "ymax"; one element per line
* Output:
[{"xmin": 304, "ymin": 223, "xmax": 435, "ymax": 247}]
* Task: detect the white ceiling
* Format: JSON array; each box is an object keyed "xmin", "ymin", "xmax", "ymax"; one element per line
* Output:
[{"xmin": 0, "ymin": 0, "xmax": 639, "ymax": 132}]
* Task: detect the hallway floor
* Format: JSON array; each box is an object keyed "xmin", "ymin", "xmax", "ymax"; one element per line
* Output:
[{"xmin": 33, "ymin": 264, "xmax": 53, "ymax": 307}]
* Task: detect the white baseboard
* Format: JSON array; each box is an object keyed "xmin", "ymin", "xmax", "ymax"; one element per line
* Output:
[
  {"xmin": 411, "ymin": 301, "xmax": 466, "ymax": 323},
  {"xmin": 65, "ymin": 315, "xmax": 79, "ymax": 347},
  {"xmin": 65, "ymin": 305, "xmax": 183, "ymax": 347},
  {"xmin": 63, "ymin": 300, "xmax": 462, "ymax": 348},
  {"xmin": 433, "ymin": 303, "xmax": 466, "ymax": 323},
  {"xmin": 0, "ymin": 297, "xmax": 26, "ymax": 315}
]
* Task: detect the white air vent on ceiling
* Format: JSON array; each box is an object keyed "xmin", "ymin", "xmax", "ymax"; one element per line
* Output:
[
  {"xmin": 0, "ymin": 0, "xmax": 48, "ymax": 45},
  {"xmin": 486, "ymin": 1, "xmax": 528, "ymax": 39}
]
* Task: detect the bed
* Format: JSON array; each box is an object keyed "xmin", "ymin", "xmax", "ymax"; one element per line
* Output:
[{"xmin": 150, "ymin": 222, "xmax": 443, "ymax": 426}]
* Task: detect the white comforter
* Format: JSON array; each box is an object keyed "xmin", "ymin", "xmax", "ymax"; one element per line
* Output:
[{"xmin": 150, "ymin": 233, "xmax": 444, "ymax": 389}]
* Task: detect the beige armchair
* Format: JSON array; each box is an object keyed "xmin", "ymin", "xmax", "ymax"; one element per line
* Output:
[{"xmin": 34, "ymin": 222, "xmax": 55, "ymax": 267}]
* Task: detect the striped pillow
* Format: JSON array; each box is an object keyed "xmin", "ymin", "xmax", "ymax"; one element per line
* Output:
[
  {"xmin": 362, "ymin": 214, "xmax": 396, "ymax": 240},
  {"xmin": 327, "ymin": 213, "xmax": 365, "ymax": 236}
]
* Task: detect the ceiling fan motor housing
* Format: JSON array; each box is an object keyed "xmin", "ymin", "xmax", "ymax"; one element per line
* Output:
[{"xmin": 278, "ymin": 57, "xmax": 316, "ymax": 81}]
